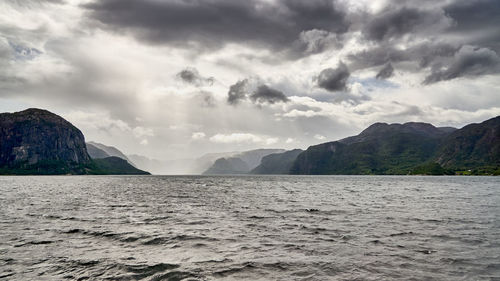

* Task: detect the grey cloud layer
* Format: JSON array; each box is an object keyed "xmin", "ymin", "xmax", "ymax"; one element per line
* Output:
[
  {"xmin": 376, "ymin": 63, "xmax": 394, "ymax": 79},
  {"xmin": 350, "ymin": 0, "xmax": 500, "ymax": 83},
  {"xmin": 362, "ymin": 7, "xmax": 450, "ymax": 42},
  {"xmin": 424, "ymin": 46, "xmax": 500, "ymax": 84},
  {"xmin": 83, "ymin": 0, "xmax": 500, "ymax": 84},
  {"xmin": 316, "ymin": 62, "xmax": 350, "ymax": 92},
  {"xmin": 227, "ymin": 79, "xmax": 289, "ymax": 105},
  {"xmin": 176, "ymin": 68, "xmax": 214, "ymax": 87},
  {"xmin": 84, "ymin": 0, "xmax": 348, "ymax": 55}
]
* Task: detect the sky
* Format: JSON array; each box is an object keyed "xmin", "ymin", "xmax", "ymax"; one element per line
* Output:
[{"xmin": 1, "ymin": 0, "xmax": 499, "ymax": 160}]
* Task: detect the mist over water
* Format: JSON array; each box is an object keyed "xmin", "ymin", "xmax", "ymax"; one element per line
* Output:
[{"xmin": 1, "ymin": 176, "xmax": 499, "ymax": 280}]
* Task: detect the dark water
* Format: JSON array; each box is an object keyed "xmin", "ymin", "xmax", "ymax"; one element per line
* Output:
[{"xmin": 0, "ymin": 176, "xmax": 499, "ymax": 280}]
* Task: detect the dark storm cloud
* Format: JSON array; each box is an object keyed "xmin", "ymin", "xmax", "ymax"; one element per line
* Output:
[
  {"xmin": 376, "ymin": 63, "xmax": 394, "ymax": 79},
  {"xmin": 362, "ymin": 7, "xmax": 449, "ymax": 42},
  {"xmin": 424, "ymin": 46, "xmax": 500, "ymax": 84},
  {"xmin": 227, "ymin": 79, "xmax": 249, "ymax": 105},
  {"xmin": 444, "ymin": 0, "xmax": 500, "ymax": 52},
  {"xmin": 227, "ymin": 79, "xmax": 289, "ymax": 105},
  {"xmin": 250, "ymin": 85, "xmax": 289, "ymax": 104},
  {"xmin": 83, "ymin": 0, "xmax": 349, "ymax": 54},
  {"xmin": 348, "ymin": 42, "xmax": 459, "ymax": 72},
  {"xmin": 316, "ymin": 62, "xmax": 350, "ymax": 92},
  {"xmin": 176, "ymin": 68, "xmax": 214, "ymax": 86},
  {"xmin": 444, "ymin": 0, "xmax": 500, "ymax": 33}
]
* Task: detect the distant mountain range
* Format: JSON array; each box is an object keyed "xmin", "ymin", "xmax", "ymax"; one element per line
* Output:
[
  {"xmin": 86, "ymin": 141, "xmax": 136, "ymax": 166},
  {"xmin": 251, "ymin": 149, "xmax": 304, "ymax": 174},
  {"xmin": 0, "ymin": 109, "xmax": 149, "ymax": 175},
  {"xmin": 203, "ymin": 149, "xmax": 285, "ymax": 174},
  {"xmin": 1, "ymin": 108, "xmax": 498, "ymax": 175}
]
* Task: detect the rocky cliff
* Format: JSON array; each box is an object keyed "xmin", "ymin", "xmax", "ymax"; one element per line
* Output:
[
  {"xmin": 0, "ymin": 108, "xmax": 90, "ymax": 173},
  {"xmin": 251, "ymin": 149, "xmax": 303, "ymax": 174},
  {"xmin": 0, "ymin": 108, "xmax": 150, "ymax": 175},
  {"xmin": 290, "ymin": 122, "xmax": 453, "ymax": 175},
  {"xmin": 290, "ymin": 117, "xmax": 499, "ymax": 175},
  {"xmin": 436, "ymin": 116, "xmax": 500, "ymax": 170}
]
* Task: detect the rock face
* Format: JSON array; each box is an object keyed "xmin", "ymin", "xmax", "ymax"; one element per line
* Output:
[
  {"xmin": 0, "ymin": 108, "xmax": 150, "ymax": 175},
  {"xmin": 0, "ymin": 108, "xmax": 90, "ymax": 171},
  {"xmin": 291, "ymin": 122, "xmax": 455, "ymax": 175},
  {"xmin": 203, "ymin": 157, "xmax": 250, "ymax": 175},
  {"xmin": 436, "ymin": 116, "xmax": 500, "ymax": 169},
  {"xmin": 86, "ymin": 143, "xmax": 111, "ymax": 159},
  {"xmin": 86, "ymin": 141, "xmax": 135, "ymax": 166},
  {"xmin": 202, "ymin": 148, "xmax": 285, "ymax": 175},
  {"xmin": 251, "ymin": 149, "xmax": 303, "ymax": 174},
  {"xmin": 290, "ymin": 117, "xmax": 499, "ymax": 175}
]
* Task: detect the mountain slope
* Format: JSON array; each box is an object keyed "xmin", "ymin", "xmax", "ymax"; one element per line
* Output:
[
  {"xmin": 203, "ymin": 157, "xmax": 249, "ymax": 174},
  {"xmin": 436, "ymin": 116, "xmax": 500, "ymax": 171},
  {"xmin": 291, "ymin": 122, "xmax": 453, "ymax": 175},
  {"xmin": 90, "ymin": 157, "xmax": 150, "ymax": 175},
  {"xmin": 86, "ymin": 143, "xmax": 110, "ymax": 159},
  {"xmin": 87, "ymin": 141, "xmax": 135, "ymax": 166},
  {"xmin": 236, "ymin": 149, "xmax": 286, "ymax": 169},
  {"xmin": 251, "ymin": 149, "xmax": 304, "ymax": 174},
  {"xmin": 202, "ymin": 149, "xmax": 285, "ymax": 175}
]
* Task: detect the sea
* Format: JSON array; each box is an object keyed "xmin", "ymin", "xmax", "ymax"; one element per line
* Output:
[{"xmin": 0, "ymin": 175, "xmax": 499, "ymax": 280}]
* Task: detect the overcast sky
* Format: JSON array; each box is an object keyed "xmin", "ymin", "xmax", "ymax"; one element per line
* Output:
[{"xmin": 1, "ymin": 0, "xmax": 499, "ymax": 160}]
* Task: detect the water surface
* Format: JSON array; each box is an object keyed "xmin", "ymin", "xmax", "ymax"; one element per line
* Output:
[{"xmin": 0, "ymin": 175, "xmax": 499, "ymax": 280}]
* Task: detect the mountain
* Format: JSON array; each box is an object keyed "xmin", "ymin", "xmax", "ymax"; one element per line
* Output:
[
  {"xmin": 193, "ymin": 151, "xmax": 241, "ymax": 173},
  {"xmin": 237, "ymin": 149, "xmax": 286, "ymax": 169},
  {"xmin": 0, "ymin": 108, "xmax": 91, "ymax": 174},
  {"xmin": 435, "ymin": 116, "xmax": 500, "ymax": 173},
  {"xmin": 202, "ymin": 148, "xmax": 285, "ymax": 175},
  {"xmin": 0, "ymin": 108, "xmax": 149, "ymax": 175},
  {"xmin": 128, "ymin": 151, "xmax": 254, "ymax": 175},
  {"xmin": 251, "ymin": 149, "xmax": 303, "ymax": 174},
  {"xmin": 203, "ymin": 157, "xmax": 250, "ymax": 175},
  {"xmin": 86, "ymin": 143, "xmax": 111, "ymax": 159},
  {"xmin": 291, "ymin": 117, "xmax": 499, "ymax": 175},
  {"xmin": 89, "ymin": 157, "xmax": 149, "ymax": 175},
  {"xmin": 87, "ymin": 141, "xmax": 135, "ymax": 166},
  {"xmin": 291, "ymin": 122, "xmax": 449, "ymax": 175}
]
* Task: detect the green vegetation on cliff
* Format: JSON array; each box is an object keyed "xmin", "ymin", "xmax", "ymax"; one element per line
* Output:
[{"xmin": 289, "ymin": 117, "xmax": 499, "ymax": 175}]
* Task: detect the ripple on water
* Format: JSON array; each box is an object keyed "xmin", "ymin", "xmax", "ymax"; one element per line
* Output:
[{"xmin": 0, "ymin": 175, "xmax": 499, "ymax": 280}]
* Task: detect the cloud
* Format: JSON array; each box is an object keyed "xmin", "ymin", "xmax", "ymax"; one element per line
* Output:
[
  {"xmin": 83, "ymin": 0, "xmax": 349, "ymax": 56},
  {"xmin": 316, "ymin": 62, "xmax": 350, "ymax": 91},
  {"xmin": 227, "ymin": 79, "xmax": 249, "ymax": 105},
  {"xmin": 424, "ymin": 45, "xmax": 500, "ymax": 84},
  {"xmin": 348, "ymin": 41, "xmax": 459, "ymax": 71},
  {"xmin": 250, "ymin": 85, "xmax": 289, "ymax": 104},
  {"xmin": 314, "ymin": 134, "xmax": 326, "ymax": 140},
  {"xmin": 209, "ymin": 133, "xmax": 263, "ymax": 144},
  {"xmin": 2, "ymin": 0, "xmax": 500, "ymax": 163},
  {"xmin": 376, "ymin": 62, "xmax": 394, "ymax": 79},
  {"xmin": 362, "ymin": 6, "xmax": 451, "ymax": 42},
  {"xmin": 265, "ymin": 137, "xmax": 279, "ymax": 145},
  {"xmin": 444, "ymin": 0, "xmax": 500, "ymax": 52},
  {"xmin": 289, "ymin": 29, "xmax": 342, "ymax": 57},
  {"xmin": 227, "ymin": 79, "xmax": 289, "ymax": 105},
  {"xmin": 208, "ymin": 132, "xmax": 282, "ymax": 145},
  {"xmin": 191, "ymin": 132, "xmax": 206, "ymax": 140},
  {"xmin": 176, "ymin": 67, "xmax": 214, "ymax": 86}
]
